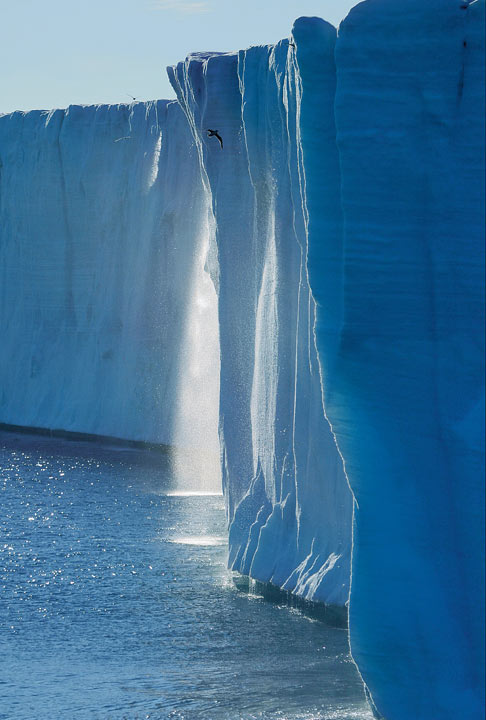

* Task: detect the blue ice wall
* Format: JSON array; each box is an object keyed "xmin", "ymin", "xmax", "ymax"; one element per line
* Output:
[
  {"xmin": 168, "ymin": 42, "xmax": 353, "ymax": 607},
  {"xmin": 0, "ymin": 101, "xmax": 210, "ymax": 446},
  {"xmin": 169, "ymin": 1, "xmax": 484, "ymax": 716},
  {"xmin": 298, "ymin": 1, "xmax": 485, "ymax": 718}
]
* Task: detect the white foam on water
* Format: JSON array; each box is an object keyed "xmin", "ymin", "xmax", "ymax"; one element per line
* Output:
[
  {"xmin": 165, "ymin": 490, "xmax": 223, "ymax": 497},
  {"xmin": 168, "ymin": 535, "xmax": 226, "ymax": 546}
]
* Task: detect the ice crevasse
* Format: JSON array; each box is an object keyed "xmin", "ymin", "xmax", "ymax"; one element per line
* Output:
[{"xmin": 1, "ymin": 0, "xmax": 485, "ymax": 718}]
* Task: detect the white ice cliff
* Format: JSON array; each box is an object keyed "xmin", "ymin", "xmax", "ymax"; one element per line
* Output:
[
  {"xmin": 168, "ymin": 39, "xmax": 353, "ymax": 609},
  {"xmin": 0, "ymin": 100, "xmax": 220, "ymax": 464},
  {"xmin": 0, "ymin": 0, "xmax": 484, "ymax": 718}
]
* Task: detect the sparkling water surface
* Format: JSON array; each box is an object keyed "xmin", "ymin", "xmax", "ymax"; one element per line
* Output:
[{"xmin": 0, "ymin": 431, "xmax": 372, "ymax": 720}]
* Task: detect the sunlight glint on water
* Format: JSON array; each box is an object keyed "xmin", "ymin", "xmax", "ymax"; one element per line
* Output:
[{"xmin": 0, "ymin": 431, "xmax": 373, "ymax": 720}]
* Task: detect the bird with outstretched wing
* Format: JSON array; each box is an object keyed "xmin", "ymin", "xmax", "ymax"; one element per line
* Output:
[{"xmin": 207, "ymin": 129, "xmax": 223, "ymax": 149}]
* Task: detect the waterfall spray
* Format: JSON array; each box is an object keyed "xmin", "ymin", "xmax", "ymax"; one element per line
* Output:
[{"xmin": 171, "ymin": 205, "xmax": 221, "ymax": 493}]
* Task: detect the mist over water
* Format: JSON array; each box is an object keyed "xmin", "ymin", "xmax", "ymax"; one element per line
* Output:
[{"xmin": 0, "ymin": 431, "xmax": 372, "ymax": 720}]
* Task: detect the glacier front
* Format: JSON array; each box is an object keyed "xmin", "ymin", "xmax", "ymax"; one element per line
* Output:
[
  {"xmin": 168, "ymin": 39, "xmax": 353, "ymax": 609},
  {"xmin": 0, "ymin": 0, "xmax": 484, "ymax": 718},
  {"xmin": 311, "ymin": 2, "xmax": 486, "ymax": 718},
  {"xmin": 0, "ymin": 100, "xmax": 220, "ymax": 472}
]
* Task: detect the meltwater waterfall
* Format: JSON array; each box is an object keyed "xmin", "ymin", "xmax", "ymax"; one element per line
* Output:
[{"xmin": 171, "ymin": 191, "xmax": 221, "ymax": 494}]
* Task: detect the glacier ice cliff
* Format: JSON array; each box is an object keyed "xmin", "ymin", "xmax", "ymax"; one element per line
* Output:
[
  {"xmin": 302, "ymin": 2, "xmax": 485, "ymax": 717},
  {"xmin": 0, "ymin": 100, "xmax": 220, "ymax": 463},
  {"xmin": 305, "ymin": 3, "xmax": 485, "ymax": 718},
  {"xmin": 168, "ymin": 40, "xmax": 353, "ymax": 608},
  {"xmin": 0, "ymin": 0, "xmax": 484, "ymax": 718}
]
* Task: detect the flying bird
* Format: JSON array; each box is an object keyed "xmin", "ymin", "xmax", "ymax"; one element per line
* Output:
[
  {"xmin": 207, "ymin": 129, "xmax": 223, "ymax": 149},
  {"xmin": 114, "ymin": 137, "xmax": 132, "ymax": 143},
  {"xmin": 289, "ymin": 41, "xmax": 296, "ymax": 48},
  {"xmin": 126, "ymin": 94, "xmax": 138, "ymax": 101}
]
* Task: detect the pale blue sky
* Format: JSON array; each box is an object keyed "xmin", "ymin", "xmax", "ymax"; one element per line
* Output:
[{"xmin": 1, "ymin": 0, "xmax": 359, "ymax": 114}]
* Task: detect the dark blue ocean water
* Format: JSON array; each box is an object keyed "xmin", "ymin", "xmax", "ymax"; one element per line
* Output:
[{"xmin": 0, "ymin": 431, "xmax": 372, "ymax": 720}]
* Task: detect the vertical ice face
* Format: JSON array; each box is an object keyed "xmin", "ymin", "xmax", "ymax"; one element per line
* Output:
[
  {"xmin": 300, "ymin": 1, "xmax": 485, "ymax": 718},
  {"xmin": 0, "ymin": 100, "xmax": 218, "ymax": 455},
  {"xmin": 169, "ymin": 41, "xmax": 353, "ymax": 606},
  {"xmin": 293, "ymin": 17, "xmax": 344, "ymax": 372}
]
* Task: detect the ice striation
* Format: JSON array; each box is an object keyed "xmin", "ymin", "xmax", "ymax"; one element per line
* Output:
[
  {"xmin": 322, "ymin": 2, "xmax": 485, "ymax": 717},
  {"xmin": 168, "ymin": 38, "xmax": 353, "ymax": 609},
  {"xmin": 299, "ymin": 2, "xmax": 485, "ymax": 718},
  {"xmin": 0, "ymin": 0, "xmax": 484, "ymax": 718},
  {"xmin": 0, "ymin": 100, "xmax": 220, "ymax": 465}
]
